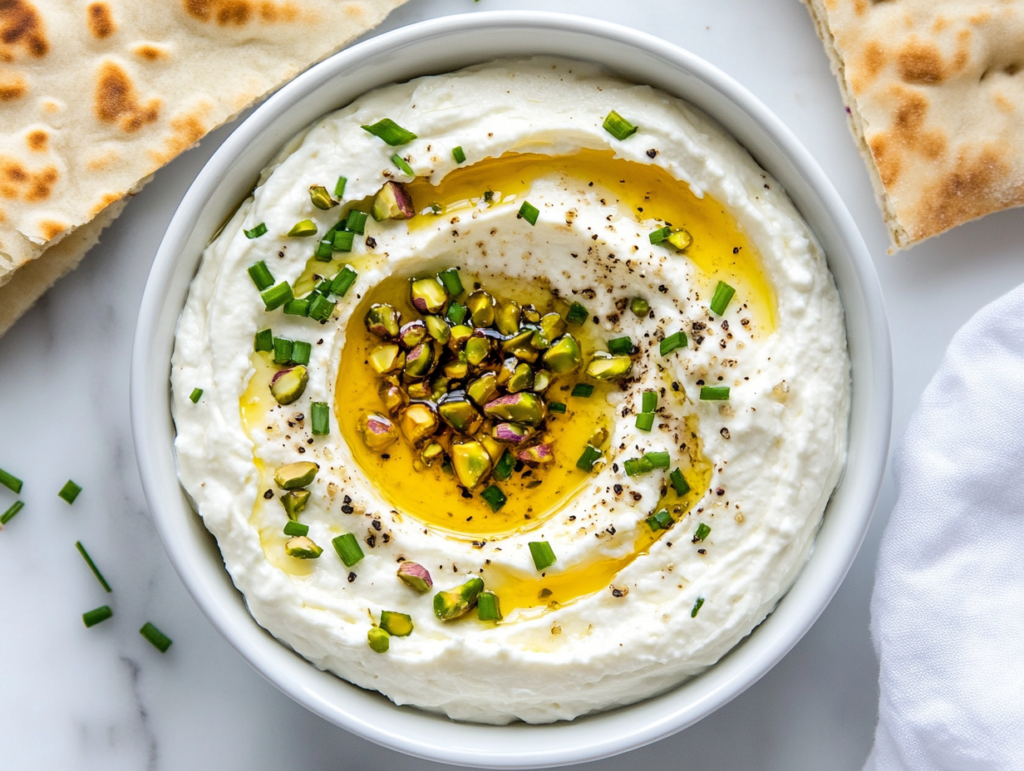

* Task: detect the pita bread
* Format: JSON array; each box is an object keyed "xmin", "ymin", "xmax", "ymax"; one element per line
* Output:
[
  {"xmin": 801, "ymin": 0, "xmax": 1024, "ymax": 249},
  {"xmin": 0, "ymin": 0, "xmax": 407, "ymax": 335}
]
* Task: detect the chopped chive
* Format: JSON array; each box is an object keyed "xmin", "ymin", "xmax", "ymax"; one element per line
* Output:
[
  {"xmin": 481, "ymin": 485, "xmax": 507, "ymax": 512},
  {"xmin": 659, "ymin": 331, "xmax": 688, "ymax": 356},
  {"xmin": 550, "ymin": 401, "xmax": 567, "ymax": 414},
  {"xmin": 188, "ymin": 388, "xmax": 203, "ymax": 404},
  {"xmin": 345, "ymin": 209, "xmax": 368, "ymax": 234},
  {"xmin": 311, "ymin": 401, "xmax": 330, "ymax": 435},
  {"xmin": 0, "ymin": 468, "xmax": 22, "ymax": 494},
  {"xmin": 576, "ymin": 444, "xmax": 603, "ymax": 472},
  {"xmin": 261, "ymin": 282, "xmax": 294, "ymax": 311},
  {"xmin": 244, "ymin": 222, "xmax": 268, "ymax": 239},
  {"xmin": 315, "ymin": 238, "xmax": 334, "ymax": 261},
  {"xmin": 254, "ymin": 328, "xmax": 273, "ymax": 352},
  {"xmin": 361, "ymin": 118, "xmax": 417, "ymax": 146},
  {"xmin": 273, "ymin": 337, "xmax": 293, "ymax": 365},
  {"xmin": 670, "ymin": 468, "xmax": 691, "ymax": 497},
  {"xmin": 603, "ymin": 110, "xmax": 638, "ymax": 140},
  {"xmin": 565, "ymin": 302, "xmax": 588, "ymax": 325},
  {"xmin": 290, "ymin": 341, "xmax": 312, "ymax": 366},
  {"xmin": 139, "ymin": 622, "xmax": 172, "ymax": 653},
  {"xmin": 333, "ymin": 533, "xmax": 364, "ymax": 566},
  {"xmin": 334, "ymin": 176, "xmax": 348, "ymax": 199},
  {"xmin": 630, "ymin": 297, "xmax": 649, "ymax": 317},
  {"xmin": 607, "ymin": 336, "xmax": 634, "ymax": 355},
  {"xmin": 644, "ymin": 451, "xmax": 670, "ymax": 469},
  {"xmin": 694, "ymin": 522, "xmax": 712, "ymax": 542},
  {"xmin": 493, "ymin": 450, "xmax": 515, "ymax": 482},
  {"xmin": 483, "ymin": 190, "xmax": 494, "ymax": 203},
  {"xmin": 390, "ymin": 153, "xmax": 414, "ymax": 176},
  {"xmin": 315, "ymin": 279, "xmax": 333, "ymax": 296},
  {"xmin": 700, "ymin": 386, "xmax": 730, "ymax": 401},
  {"xmin": 571, "ymin": 383, "xmax": 594, "ymax": 398},
  {"xmin": 75, "ymin": 541, "xmax": 112, "ymax": 593},
  {"xmin": 438, "ymin": 268, "xmax": 464, "ymax": 296},
  {"xmin": 649, "ymin": 226, "xmax": 672, "ymax": 245},
  {"xmin": 446, "ymin": 302, "xmax": 468, "ymax": 325},
  {"xmin": 333, "ymin": 230, "xmax": 355, "ymax": 252},
  {"xmin": 641, "ymin": 390, "xmax": 657, "ymax": 413},
  {"xmin": 329, "ymin": 266, "xmax": 358, "ymax": 297},
  {"xmin": 283, "ymin": 298, "xmax": 310, "ymax": 316},
  {"xmin": 646, "ymin": 508, "xmax": 674, "ymax": 531},
  {"xmin": 287, "ymin": 219, "xmax": 317, "ymax": 238},
  {"xmin": 452, "ymin": 146, "xmax": 467, "ymax": 164},
  {"xmin": 623, "ymin": 456, "xmax": 655, "ymax": 477},
  {"xmin": 710, "ymin": 281, "xmax": 736, "ymax": 316},
  {"xmin": 635, "ymin": 412, "xmax": 655, "ymax": 432},
  {"xmin": 691, "ymin": 597, "xmax": 705, "ymax": 618},
  {"xmin": 1, "ymin": 500, "xmax": 24, "ymax": 525},
  {"xmin": 83, "ymin": 605, "xmax": 113, "ymax": 628},
  {"xmin": 517, "ymin": 201, "xmax": 540, "ymax": 226},
  {"xmin": 283, "ymin": 520, "xmax": 308, "ymax": 537},
  {"xmin": 308, "ymin": 294, "xmax": 336, "ymax": 323},
  {"xmin": 477, "ymin": 591, "xmax": 502, "ymax": 621},
  {"xmin": 247, "ymin": 261, "xmax": 275, "ymax": 291},
  {"xmin": 528, "ymin": 541, "xmax": 557, "ymax": 572},
  {"xmin": 59, "ymin": 480, "xmax": 82, "ymax": 504}
]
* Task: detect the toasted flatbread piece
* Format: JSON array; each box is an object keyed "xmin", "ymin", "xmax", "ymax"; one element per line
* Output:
[
  {"xmin": 0, "ymin": 0, "xmax": 406, "ymax": 333},
  {"xmin": 802, "ymin": 0, "xmax": 1024, "ymax": 249}
]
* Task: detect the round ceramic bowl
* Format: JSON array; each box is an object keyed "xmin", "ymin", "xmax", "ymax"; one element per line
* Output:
[{"xmin": 131, "ymin": 11, "xmax": 892, "ymax": 768}]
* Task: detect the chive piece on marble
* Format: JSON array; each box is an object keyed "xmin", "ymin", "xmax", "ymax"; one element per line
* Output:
[
  {"xmin": 140, "ymin": 622, "xmax": 173, "ymax": 653},
  {"xmin": 0, "ymin": 467, "xmax": 23, "ymax": 494},
  {"xmin": 83, "ymin": 605, "xmax": 113, "ymax": 628},
  {"xmin": 59, "ymin": 480, "xmax": 83, "ymax": 504},
  {"xmin": 1, "ymin": 500, "xmax": 24, "ymax": 526},
  {"xmin": 75, "ymin": 541, "xmax": 112, "ymax": 593}
]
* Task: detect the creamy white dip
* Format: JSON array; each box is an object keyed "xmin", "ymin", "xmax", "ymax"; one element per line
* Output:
[{"xmin": 171, "ymin": 57, "xmax": 849, "ymax": 724}]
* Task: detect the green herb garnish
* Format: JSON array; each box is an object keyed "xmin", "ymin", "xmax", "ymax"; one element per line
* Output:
[
  {"xmin": 700, "ymin": 386, "xmax": 730, "ymax": 401},
  {"xmin": 311, "ymin": 401, "xmax": 330, "ymax": 435},
  {"xmin": 1, "ymin": 500, "xmax": 24, "ymax": 525},
  {"xmin": 0, "ymin": 468, "xmax": 22, "ymax": 494},
  {"xmin": 529, "ymin": 541, "xmax": 557, "ymax": 571},
  {"xmin": 518, "ymin": 201, "xmax": 539, "ymax": 226},
  {"xmin": 391, "ymin": 153, "xmax": 414, "ymax": 176},
  {"xmin": 481, "ymin": 485, "xmax": 507, "ymax": 512},
  {"xmin": 607, "ymin": 337, "xmax": 634, "ymax": 355},
  {"xmin": 691, "ymin": 597, "xmax": 705, "ymax": 618},
  {"xmin": 333, "ymin": 533, "xmax": 364, "ymax": 567},
  {"xmin": 247, "ymin": 261, "xmax": 274, "ymax": 291},
  {"xmin": 693, "ymin": 523, "xmax": 711, "ymax": 542},
  {"xmin": 140, "ymin": 622, "xmax": 173, "ymax": 652},
  {"xmin": 261, "ymin": 282, "xmax": 294, "ymax": 311},
  {"xmin": 659, "ymin": 331, "xmax": 687, "ymax": 356},
  {"xmin": 254, "ymin": 328, "xmax": 273, "ymax": 352},
  {"xmin": 290, "ymin": 341, "xmax": 312, "ymax": 366},
  {"xmin": 565, "ymin": 302, "xmax": 588, "ymax": 325},
  {"xmin": 571, "ymin": 383, "xmax": 594, "ymax": 398},
  {"xmin": 710, "ymin": 281, "xmax": 736, "ymax": 316},
  {"xmin": 244, "ymin": 222, "xmax": 268, "ymax": 239},
  {"xmin": 576, "ymin": 444, "xmax": 603, "ymax": 472},
  {"xmin": 635, "ymin": 413, "xmax": 654, "ymax": 431},
  {"xmin": 452, "ymin": 146, "xmax": 466, "ymax": 164},
  {"xmin": 59, "ymin": 480, "xmax": 82, "ymax": 504},
  {"xmin": 670, "ymin": 468, "xmax": 690, "ymax": 497},
  {"xmin": 83, "ymin": 606, "xmax": 113, "ymax": 628},
  {"xmin": 75, "ymin": 541, "xmax": 112, "ymax": 593},
  {"xmin": 602, "ymin": 110, "xmax": 638, "ymax": 140},
  {"xmin": 361, "ymin": 118, "xmax": 417, "ymax": 146}
]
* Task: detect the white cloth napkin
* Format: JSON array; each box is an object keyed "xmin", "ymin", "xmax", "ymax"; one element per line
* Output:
[{"xmin": 865, "ymin": 286, "xmax": 1024, "ymax": 770}]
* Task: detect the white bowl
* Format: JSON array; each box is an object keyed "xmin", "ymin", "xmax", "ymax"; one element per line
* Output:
[{"xmin": 131, "ymin": 12, "xmax": 892, "ymax": 768}]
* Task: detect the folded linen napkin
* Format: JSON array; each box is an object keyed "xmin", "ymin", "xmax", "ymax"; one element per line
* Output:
[{"xmin": 865, "ymin": 286, "xmax": 1024, "ymax": 770}]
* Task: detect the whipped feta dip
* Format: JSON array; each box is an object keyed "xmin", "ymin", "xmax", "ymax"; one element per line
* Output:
[{"xmin": 170, "ymin": 57, "xmax": 850, "ymax": 724}]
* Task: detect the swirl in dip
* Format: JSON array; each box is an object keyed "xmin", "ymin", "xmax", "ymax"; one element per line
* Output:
[{"xmin": 171, "ymin": 57, "xmax": 850, "ymax": 724}]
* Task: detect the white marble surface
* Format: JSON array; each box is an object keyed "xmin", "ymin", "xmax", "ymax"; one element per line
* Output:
[{"xmin": 2, "ymin": 1, "xmax": 1022, "ymax": 769}]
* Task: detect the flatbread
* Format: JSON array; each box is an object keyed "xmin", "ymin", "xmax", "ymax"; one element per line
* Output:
[
  {"xmin": 0, "ymin": 0, "xmax": 407, "ymax": 334},
  {"xmin": 801, "ymin": 0, "xmax": 1024, "ymax": 249}
]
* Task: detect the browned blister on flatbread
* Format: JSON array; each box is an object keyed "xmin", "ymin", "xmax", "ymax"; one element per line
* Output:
[
  {"xmin": 0, "ymin": 0, "xmax": 407, "ymax": 336},
  {"xmin": 802, "ymin": 0, "xmax": 1024, "ymax": 249}
]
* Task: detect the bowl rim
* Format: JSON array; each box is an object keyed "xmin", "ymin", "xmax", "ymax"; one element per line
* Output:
[{"xmin": 131, "ymin": 10, "xmax": 892, "ymax": 768}]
